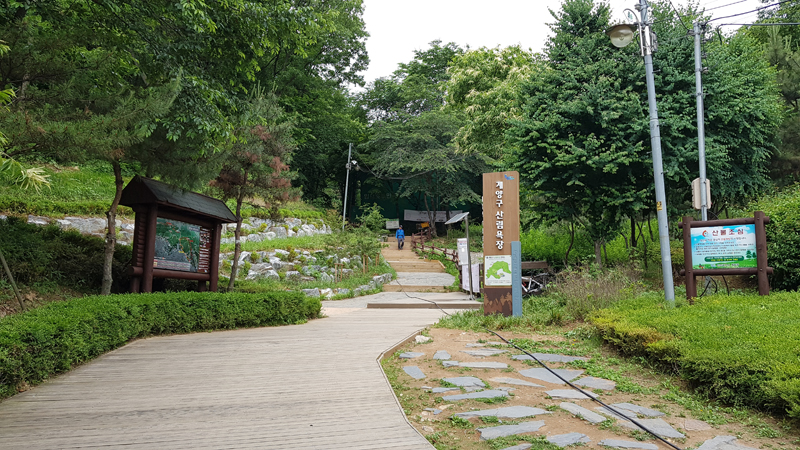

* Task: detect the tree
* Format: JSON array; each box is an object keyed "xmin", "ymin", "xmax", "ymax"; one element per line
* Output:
[
  {"xmin": 445, "ymin": 45, "xmax": 543, "ymax": 158},
  {"xmin": 210, "ymin": 91, "xmax": 298, "ymax": 290}
]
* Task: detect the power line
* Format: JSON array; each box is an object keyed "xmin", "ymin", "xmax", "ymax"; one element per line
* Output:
[
  {"xmin": 717, "ymin": 22, "xmax": 800, "ymax": 26},
  {"xmin": 705, "ymin": 0, "xmax": 749, "ymax": 12},
  {"xmin": 709, "ymin": 0, "xmax": 796, "ymax": 22},
  {"xmin": 668, "ymin": 0, "xmax": 692, "ymax": 31}
]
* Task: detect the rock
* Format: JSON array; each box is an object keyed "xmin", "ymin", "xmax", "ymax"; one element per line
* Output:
[
  {"xmin": 319, "ymin": 288, "xmax": 334, "ymax": 299},
  {"xmin": 597, "ymin": 406, "xmax": 638, "ymax": 420},
  {"xmin": 268, "ymin": 256, "xmax": 282, "ymax": 269},
  {"xmin": 442, "ymin": 361, "xmax": 459, "ymax": 368},
  {"xmin": 27, "ymin": 215, "xmax": 51, "ymax": 226},
  {"xmin": 341, "ymin": 268, "xmax": 354, "ymax": 277},
  {"xmin": 455, "ymin": 406, "xmax": 550, "ymax": 419},
  {"xmin": 548, "ymin": 433, "xmax": 591, "ymax": 448},
  {"xmin": 282, "ymin": 263, "xmax": 296, "ymax": 272},
  {"xmin": 284, "ymin": 271, "xmax": 301, "ymax": 281},
  {"xmin": 560, "ymin": 402, "xmax": 606, "ymax": 424},
  {"xmin": 465, "ymin": 343, "xmax": 486, "ymax": 347},
  {"xmin": 477, "ymin": 421, "xmax": 545, "ymax": 440},
  {"xmin": 245, "ymin": 265, "xmax": 279, "ymax": 281},
  {"xmin": 285, "ymin": 218, "xmax": 302, "ymax": 228},
  {"xmin": 265, "ymin": 231, "xmax": 276, "ymax": 240},
  {"xmin": 573, "ymin": 376, "xmax": 616, "ymax": 391},
  {"xmin": 335, "ymin": 288, "xmax": 351, "ymax": 296},
  {"xmin": 433, "ymin": 350, "xmax": 451, "ymax": 360},
  {"xmin": 422, "ymin": 426, "xmax": 435, "ymax": 433},
  {"xmin": 518, "ymin": 368, "xmax": 584, "ymax": 385},
  {"xmin": 301, "ymin": 288, "xmax": 321, "ymax": 298},
  {"xmin": 490, "ymin": 377, "xmax": 544, "ymax": 388},
  {"xmin": 679, "ymin": 418, "xmax": 712, "ymax": 431},
  {"xmin": 499, "ymin": 445, "xmax": 532, "ymax": 450},
  {"xmin": 546, "ymin": 389, "xmax": 597, "ymax": 400},
  {"xmin": 441, "ymin": 377, "xmax": 485, "ymax": 388},
  {"xmin": 237, "ymin": 251, "xmax": 252, "ymax": 263},
  {"xmin": 358, "ymin": 284, "xmax": 372, "ymax": 293},
  {"xmin": 431, "ymin": 387, "xmax": 460, "ymax": 393},
  {"xmin": 372, "ymin": 275, "xmax": 387, "ymax": 286},
  {"xmin": 415, "ymin": 335, "xmax": 431, "ymax": 344},
  {"xmin": 300, "ymin": 276, "xmax": 315, "ymax": 282},
  {"xmin": 461, "ymin": 348, "xmax": 507, "ymax": 357},
  {"xmin": 457, "ymin": 362, "xmax": 508, "ymax": 369},
  {"xmin": 270, "ymin": 227, "xmax": 288, "ymax": 238},
  {"xmin": 423, "ymin": 408, "xmax": 443, "ymax": 415},
  {"xmin": 442, "ymin": 390, "xmax": 508, "ymax": 402},
  {"xmin": 512, "ymin": 353, "xmax": 588, "ymax": 362},
  {"xmin": 0, "ymin": 215, "xmax": 6, "ymax": 221},
  {"xmin": 697, "ymin": 436, "xmax": 758, "ymax": 450},
  {"xmin": 403, "ymin": 366, "xmax": 425, "ymax": 380},
  {"xmin": 609, "ymin": 403, "xmax": 665, "ymax": 418},
  {"xmin": 398, "ymin": 352, "xmax": 425, "ymax": 359},
  {"xmin": 340, "ymin": 257, "xmax": 351, "ymax": 265},
  {"xmin": 288, "ymin": 229, "xmax": 296, "ymax": 237},
  {"xmin": 247, "ymin": 233, "xmax": 266, "ymax": 243},
  {"xmin": 599, "ymin": 440, "xmax": 658, "ymax": 450},
  {"xmin": 617, "ymin": 418, "xmax": 685, "ymax": 438}
]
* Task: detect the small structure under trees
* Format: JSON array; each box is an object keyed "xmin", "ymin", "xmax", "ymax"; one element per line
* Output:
[{"xmin": 121, "ymin": 176, "xmax": 236, "ymax": 293}]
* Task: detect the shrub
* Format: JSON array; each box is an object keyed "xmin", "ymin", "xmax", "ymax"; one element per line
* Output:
[
  {"xmin": 591, "ymin": 291, "xmax": 800, "ymax": 418},
  {"xmin": 357, "ymin": 203, "xmax": 386, "ymax": 232},
  {"xmin": 0, "ymin": 291, "xmax": 321, "ymax": 399},
  {"xmin": 553, "ymin": 266, "xmax": 644, "ymax": 321},
  {"xmin": 750, "ymin": 185, "xmax": 800, "ymax": 291}
]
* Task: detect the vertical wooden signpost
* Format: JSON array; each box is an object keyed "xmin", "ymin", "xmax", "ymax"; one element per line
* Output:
[
  {"xmin": 679, "ymin": 211, "xmax": 772, "ymax": 300},
  {"xmin": 482, "ymin": 171, "xmax": 520, "ymax": 316}
]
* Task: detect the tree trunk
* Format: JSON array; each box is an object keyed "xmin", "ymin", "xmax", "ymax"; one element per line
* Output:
[
  {"xmin": 602, "ymin": 241, "xmax": 608, "ymax": 266},
  {"xmin": 101, "ymin": 160, "xmax": 124, "ymax": 295},
  {"xmin": 637, "ymin": 220, "xmax": 648, "ymax": 270},
  {"xmin": 564, "ymin": 221, "xmax": 575, "ymax": 267},
  {"xmin": 630, "ymin": 218, "xmax": 637, "ymax": 248},
  {"xmin": 0, "ymin": 248, "xmax": 25, "ymax": 311},
  {"xmin": 227, "ymin": 193, "xmax": 244, "ymax": 291},
  {"xmin": 423, "ymin": 194, "xmax": 436, "ymax": 238},
  {"xmin": 594, "ymin": 240, "xmax": 603, "ymax": 268}
]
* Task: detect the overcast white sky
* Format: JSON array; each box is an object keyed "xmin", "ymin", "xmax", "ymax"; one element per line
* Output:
[{"xmin": 359, "ymin": 0, "xmax": 766, "ymax": 84}]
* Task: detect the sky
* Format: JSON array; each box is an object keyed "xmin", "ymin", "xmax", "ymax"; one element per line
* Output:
[{"xmin": 359, "ymin": 0, "xmax": 767, "ymax": 84}]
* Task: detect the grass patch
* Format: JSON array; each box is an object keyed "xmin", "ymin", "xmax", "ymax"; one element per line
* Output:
[
  {"xmin": 0, "ymin": 290, "xmax": 321, "ymax": 399},
  {"xmin": 591, "ymin": 291, "xmax": 800, "ymax": 419}
]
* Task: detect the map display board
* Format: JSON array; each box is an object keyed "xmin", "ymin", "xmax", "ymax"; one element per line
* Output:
[
  {"xmin": 154, "ymin": 218, "xmax": 211, "ymax": 273},
  {"xmin": 484, "ymin": 255, "xmax": 513, "ymax": 286},
  {"xmin": 690, "ymin": 224, "xmax": 756, "ymax": 270}
]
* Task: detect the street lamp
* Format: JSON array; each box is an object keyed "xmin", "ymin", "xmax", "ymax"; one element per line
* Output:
[{"xmin": 605, "ymin": 0, "xmax": 675, "ymax": 305}]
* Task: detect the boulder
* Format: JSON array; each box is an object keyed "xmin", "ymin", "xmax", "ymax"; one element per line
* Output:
[
  {"xmin": 245, "ymin": 265, "xmax": 279, "ymax": 281},
  {"xmin": 237, "ymin": 251, "xmax": 252, "ymax": 263},
  {"xmin": 274, "ymin": 249, "xmax": 290, "ymax": 257},
  {"xmin": 319, "ymin": 288, "xmax": 334, "ymax": 299},
  {"xmin": 301, "ymin": 288, "xmax": 321, "ymax": 298},
  {"xmin": 319, "ymin": 272, "xmax": 334, "ymax": 283},
  {"xmin": 265, "ymin": 231, "xmax": 276, "ymax": 240},
  {"xmin": 285, "ymin": 218, "xmax": 302, "ymax": 228},
  {"xmin": 284, "ymin": 271, "xmax": 301, "ymax": 281},
  {"xmin": 270, "ymin": 227, "xmax": 288, "ymax": 238}
]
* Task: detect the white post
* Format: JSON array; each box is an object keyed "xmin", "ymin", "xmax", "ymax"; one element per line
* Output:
[{"xmin": 694, "ymin": 21, "xmax": 709, "ymax": 221}]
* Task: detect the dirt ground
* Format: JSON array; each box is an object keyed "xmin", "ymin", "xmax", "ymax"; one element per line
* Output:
[{"xmin": 384, "ymin": 328, "xmax": 800, "ymax": 450}]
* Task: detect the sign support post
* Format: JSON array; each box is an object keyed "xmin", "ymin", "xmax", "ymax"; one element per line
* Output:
[{"xmin": 482, "ymin": 171, "xmax": 520, "ymax": 316}]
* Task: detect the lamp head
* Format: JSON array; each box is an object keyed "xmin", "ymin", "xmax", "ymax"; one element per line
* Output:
[{"xmin": 606, "ymin": 24, "xmax": 635, "ymax": 48}]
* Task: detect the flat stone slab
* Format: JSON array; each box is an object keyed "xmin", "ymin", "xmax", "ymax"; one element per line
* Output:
[
  {"xmin": 431, "ymin": 387, "xmax": 460, "ymax": 393},
  {"xmin": 546, "ymin": 389, "xmax": 597, "ymax": 400},
  {"xmin": 560, "ymin": 402, "xmax": 606, "ymax": 424},
  {"xmin": 455, "ymin": 406, "xmax": 550, "ymax": 419},
  {"xmin": 466, "ymin": 343, "xmax": 486, "ymax": 347},
  {"xmin": 697, "ymin": 436, "xmax": 759, "ymax": 450},
  {"xmin": 679, "ymin": 418, "xmax": 712, "ymax": 431},
  {"xmin": 518, "ymin": 368, "xmax": 584, "ymax": 384},
  {"xmin": 611, "ymin": 403, "xmax": 665, "ymax": 417},
  {"xmin": 442, "ymin": 390, "xmax": 509, "ymax": 401},
  {"xmin": 458, "ymin": 361, "xmax": 508, "ymax": 369},
  {"xmin": 403, "ymin": 366, "xmax": 426, "ymax": 380},
  {"xmin": 490, "ymin": 377, "xmax": 544, "ymax": 388},
  {"xmin": 424, "ymin": 408, "xmax": 443, "ymax": 415},
  {"xmin": 477, "ymin": 421, "xmax": 545, "ymax": 440},
  {"xmin": 548, "ymin": 432, "xmax": 591, "ymax": 447},
  {"xmin": 500, "ymin": 445, "xmax": 532, "ymax": 450},
  {"xmin": 512, "ymin": 353, "xmax": 588, "ymax": 363},
  {"xmin": 433, "ymin": 350, "xmax": 451, "ymax": 360},
  {"xmin": 597, "ymin": 406, "xmax": 638, "ymax": 420},
  {"xmin": 442, "ymin": 360, "xmax": 459, "ymax": 367},
  {"xmin": 600, "ymin": 439, "xmax": 658, "ymax": 450},
  {"xmin": 574, "ymin": 376, "xmax": 616, "ymax": 390},
  {"xmin": 398, "ymin": 352, "xmax": 425, "ymax": 359},
  {"xmin": 442, "ymin": 376, "xmax": 485, "ymax": 388},
  {"xmin": 618, "ymin": 418, "xmax": 685, "ymax": 438},
  {"xmin": 461, "ymin": 348, "xmax": 508, "ymax": 357}
]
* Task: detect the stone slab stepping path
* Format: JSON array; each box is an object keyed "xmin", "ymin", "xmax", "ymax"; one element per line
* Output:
[
  {"xmin": 560, "ymin": 402, "xmax": 607, "ymax": 424},
  {"xmin": 597, "ymin": 405, "xmax": 638, "ymax": 420},
  {"xmin": 477, "ymin": 420, "xmax": 546, "ymax": 440},
  {"xmin": 490, "ymin": 377, "xmax": 544, "ymax": 388},
  {"xmin": 500, "ymin": 445, "xmax": 532, "ymax": 450},
  {"xmin": 600, "ymin": 439, "xmax": 659, "ymax": 450},
  {"xmin": 431, "ymin": 387, "xmax": 460, "ymax": 393},
  {"xmin": 424, "ymin": 407, "xmax": 443, "ymax": 415},
  {"xmin": 403, "ymin": 365, "xmax": 426, "ymax": 379},
  {"xmin": 461, "ymin": 348, "xmax": 508, "ymax": 357},
  {"xmin": 454, "ymin": 406, "xmax": 550, "ymax": 419},
  {"xmin": 574, "ymin": 376, "xmax": 616, "ymax": 390},
  {"xmin": 548, "ymin": 432, "xmax": 591, "ymax": 447},
  {"xmin": 457, "ymin": 361, "xmax": 508, "ymax": 369},
  {"xmin": 611, "ymin": 402, "xmax": 665, "ymax": 417},
  {"xmin": 442, "ymin": 360, "xmax": 459, "ymax": 367},
  {"xmin": 546, "ymin": 389, "xmax": 597, "ymax": 399},
  {"xmin": 441, "ymin": 389, "xmax": 509, "ymax": 401},
  {"xmin": 518, "ymin": 368, "xmax": 584, "ymax": 384},
  {"xmin": 398, "ymin": 352, "xmax": 425, "ymax": 359},
  {"xmin": 512, "ymin": 353, "xmax": 588, "ymax": 363},
  {"xmin": 433, "ymin": 350, "xmax": 451, "ymax": 360},
  {"xmin": 698, "ymin": 436, "xmax": 759, "ymax": 450},
  {"xmin": 442, "ymin": 376, "xmax": 485, "ymax": 387},
  {"xmin": 618, "ymin": 418, "xmax": 685, "ymax": 438}
]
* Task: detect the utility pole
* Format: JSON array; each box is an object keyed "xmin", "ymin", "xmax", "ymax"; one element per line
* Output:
[
  {"xmin": 342, "ymin": 143, "xmax": 352, "ymax": 231},
  {"xmin": 639, "ymin": 0, "xmax": 676, "ymax": 304},
  {"xmin": 694, "ymin": 21, "xmax": 709, "ymax": 221}
]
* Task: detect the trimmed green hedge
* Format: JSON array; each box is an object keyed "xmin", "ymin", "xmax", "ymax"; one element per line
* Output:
[
  {"xmin": 750, "ymin": 185, "xmax": 800, "ymax": 291},
  {"xmin": 591, "ymin": 292, "xmax": 800, "ymax": 418},
  {"xmin": 0, "ymin": 291, "xmax": 321, "ymax": 398}
]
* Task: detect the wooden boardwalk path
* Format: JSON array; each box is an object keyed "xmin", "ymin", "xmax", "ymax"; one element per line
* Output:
[{"xmin": 0, "ymin": 306, "xmax": 446, "ymax": 449}]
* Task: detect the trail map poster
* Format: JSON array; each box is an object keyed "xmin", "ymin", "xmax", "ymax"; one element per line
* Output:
[
  {"xmin": 154, "ymin": 218, "xmax": 211, "ymax": 273},
  {"xmin": 484, "ymin": 255, "xmax": 512, "ymax": 286},
  {"xmin": 690, "ymin": 225, "xmax": 756, "ymax": 270}
]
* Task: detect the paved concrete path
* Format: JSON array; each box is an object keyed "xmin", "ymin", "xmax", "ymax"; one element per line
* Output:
[{"xmin": 0, "ymin": 300, "xmax": 452, "ymax": 449}]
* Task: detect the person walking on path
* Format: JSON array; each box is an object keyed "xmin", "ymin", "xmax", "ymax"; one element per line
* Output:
[{"xmin": 396, "ymin": 225, "xmax": 405, "ymax": 250}]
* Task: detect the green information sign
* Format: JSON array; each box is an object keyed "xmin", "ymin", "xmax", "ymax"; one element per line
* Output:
[
  {"xmin": 154, "ymin": 218, "xmax": 211, "ymax": 273},
  {"xmin": 690, "ymin": 225, "xmax": 756, "ymax": 270}
]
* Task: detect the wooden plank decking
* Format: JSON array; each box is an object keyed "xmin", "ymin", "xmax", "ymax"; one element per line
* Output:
[{"xmin": 0, "ymin": 307, "xmax": 445, "ymax": 449}]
